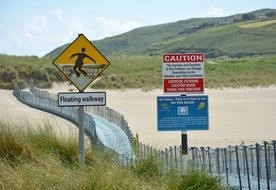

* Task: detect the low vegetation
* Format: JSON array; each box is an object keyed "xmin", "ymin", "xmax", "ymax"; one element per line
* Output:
[
  {"xmin": 205, "ymin": 56, "xmax": 276, "ymax": 88},
  {"xmin": 0, "ymin": 54, "xmax": 62, "ymax": 89},
  {"xmin": 92, "ymin": 55, "xmax": 276, "ymax": 89},
  {"xmin": 0, "ymin": 120, "xmax": 228, "ymax": 189},
  {"xmin": 91, "ymin": 56, "xmax": 162, "ymax": 90},
  {"xmin": 1, "ymin": 54, "xmax": 276, "ymax": 90}
]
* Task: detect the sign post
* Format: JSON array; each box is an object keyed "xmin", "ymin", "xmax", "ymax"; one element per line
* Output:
[
  {"xmin": 53, "ymin": 34, "xmax": 110, "ymax": 164},
  {"xmin": 181, "ymin": 131, "xmax": 188, "ymax": 155},
  {"xmin": 181, "ymin": 131, "xmax": 188, "ymax": 172},
  {"xmin": 160, "ymin": 53, "xmax": 208, "ymax": 172},
  {"xmin": 78, "ymin": 105, "xmax": 85, "ymax": 164}
]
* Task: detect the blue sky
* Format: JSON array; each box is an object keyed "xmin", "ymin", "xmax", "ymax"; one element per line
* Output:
[{"xmin": 1, "ymin": 0, "xmax": 275, "ymax": 57}]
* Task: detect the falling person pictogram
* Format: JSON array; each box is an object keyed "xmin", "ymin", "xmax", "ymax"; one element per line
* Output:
[{"xmin": 70, "ymin": 47, "xmax": 96, "ymax": 78}]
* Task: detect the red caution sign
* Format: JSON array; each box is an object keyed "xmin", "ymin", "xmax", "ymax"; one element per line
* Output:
[{"xmin": 163, "ymin": 53, "xmax": 204, "ymax": 94}]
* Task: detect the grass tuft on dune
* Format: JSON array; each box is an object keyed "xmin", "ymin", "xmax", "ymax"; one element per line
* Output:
[{"xmin": 0, "ymin": 120, "xmax": 228, "ymax": 189}]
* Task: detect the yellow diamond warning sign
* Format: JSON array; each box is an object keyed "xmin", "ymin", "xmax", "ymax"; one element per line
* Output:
[{"xmin": 53, "ymin": 34, "xmax": 110, "ymax": 92}]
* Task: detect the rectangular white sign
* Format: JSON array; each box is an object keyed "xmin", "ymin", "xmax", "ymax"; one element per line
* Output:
[
  {"xmin": 163, "ymin": 53, "xmax": 204, "ymax": 94},
  {"xmin": 58, "ymin": 92, "xmax": 106, "ymax": 107}
]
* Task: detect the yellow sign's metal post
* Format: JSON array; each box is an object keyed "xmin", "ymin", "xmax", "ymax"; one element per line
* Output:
[{"xmin": 78, "ymin": 104, "xmax": 85, "ymax": 165}]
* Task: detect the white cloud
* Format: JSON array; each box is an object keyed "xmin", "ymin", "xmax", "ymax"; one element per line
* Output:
[
  {"xmin": 205, "ymin": 7, "xmax": 224, "ymax": 17},
  {"xmin": 71, "ymin": 17, "xmax": 95, "ymax": 35},
  {"xmin": 96, "ymin": 17, "xmax": 143, "ymax": 37},
  {"xmin": 24, "ymin": 16, "xmax": 51, "ymax": 40},
  {"xmin": 0, "ymin": 11, "xmax": 143, "ymax": 57},
  {"xmin": 52, "ymin": 10, "xmax": 66, "ymax": 22}
]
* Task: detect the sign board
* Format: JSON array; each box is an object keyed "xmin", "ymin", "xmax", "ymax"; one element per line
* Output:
[
  {"xmin": 157, "ymin": 95, "xmax": 208, "ymax": 131},
  {"xmin": 58, "ymin": 92, "xmax": 106, "ymax": 107},
  {"xmin": 163, "ymin": 53, "xmax": 204, "ymax": 94},
  {"xmin": 53, "ymin": 34, "xmax": 110, "ymax": 92}
]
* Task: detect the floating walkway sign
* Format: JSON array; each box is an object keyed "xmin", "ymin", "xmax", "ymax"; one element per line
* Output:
[
  {"xmin": 163, "ymin": 53, "xmax": 204, "ymax": 94},
  {"xmin": 58, "ymin": 92, "xmax": 106, "ymax": 107},
  {"xmin": 53, "ymin": 34, "xmax": 110, "ymax": 165},
  {"xmin": 53, "ymin": 34, "xmax": 110, "ymax": 92},
  {"xmin": 157, "ymin": 95, "xmax": 209, "ymax": 131}
]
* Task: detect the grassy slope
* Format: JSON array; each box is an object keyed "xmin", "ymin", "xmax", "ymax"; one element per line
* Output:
[
  {"xmin": 45, "ymin": 9, "xmax": 276, "ymax": 58},
  {"xmin": 146, "ymin": 19, "xmax": 276, "ymax": 58},
  {"xmin": 0, "ymin": 120, "xmax": 226, "ymax": 190},
  {"xmin": 205, "ymin": 56, "xmax": 276, "ymax": 88},
  {"xmin": 1, "ymin": 54, "xmax": 276, "ymax": 90},
  {"xmin": 92, "ymin": 56, "xmax": 162, "ymax": 90},
  {"xmin": 91, "ymin": 55, "xmax": 276, "ymax": 89}
]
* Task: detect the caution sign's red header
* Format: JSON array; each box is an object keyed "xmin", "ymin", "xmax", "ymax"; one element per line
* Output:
[{"xmin": 163, "ymin": 53, "xmax": 204, "ymax": 63}]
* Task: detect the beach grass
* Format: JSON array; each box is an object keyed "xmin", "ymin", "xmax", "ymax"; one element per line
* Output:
[{"xmin": 0, "ymin": 119, "xmax": 228, "ymax": 189}]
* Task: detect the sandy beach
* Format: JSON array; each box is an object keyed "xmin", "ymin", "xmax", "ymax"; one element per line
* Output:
[
  {"xmin": 105, "ymin": 87, "xmax": 276, "ymax": 148},
  {"xmin": 0, "ymin": 89, "xmax": 78, "ymax": 137},
  {"xmin": 45, "ymin": 83, "xmax": 276, "ymax": 149},
  {"xmin": 2, "ymin": 83, "xmax": 276, "ymax": 149}
]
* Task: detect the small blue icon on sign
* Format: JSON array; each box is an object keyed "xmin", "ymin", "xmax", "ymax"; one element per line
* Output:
[{"xmin": 178, "ymin": 107, "xmax": 188, "ymax": 115}]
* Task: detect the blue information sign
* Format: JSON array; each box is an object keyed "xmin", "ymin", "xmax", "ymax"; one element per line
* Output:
[{"xmin": 157, "ymin": 95, "xmax": 209, "ymax": 131}]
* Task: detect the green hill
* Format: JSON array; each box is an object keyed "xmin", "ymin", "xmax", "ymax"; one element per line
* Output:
[{"xmin": 45, "ymin": 8, "xmax": 276, "ymax": 58}]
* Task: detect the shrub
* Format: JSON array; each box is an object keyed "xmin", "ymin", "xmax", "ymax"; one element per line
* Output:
[
  {"xmin": 265, "ymin": 11, "xmax": 276, "ymax": 17},
  {"xmin": 13, "ymin": 79, "xmax": 27, "ymax": 88},
  {"xmin": 132, "ymin": 156, "xmax": 160, "ymax": 178},
  {"xmin": 241, "ymin": 13, "xmax": 256, "ymax": 20},
  {"xmin": 0, "ymin": 70, "xmax": 16, "ymax": 83},
  {"xmin": 176, "ymin": 169, "xmax": 225, "ymax": 190},
  {"xmin": 0, "ymin": 121, "xmax": 34, "ymax": 163}
]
